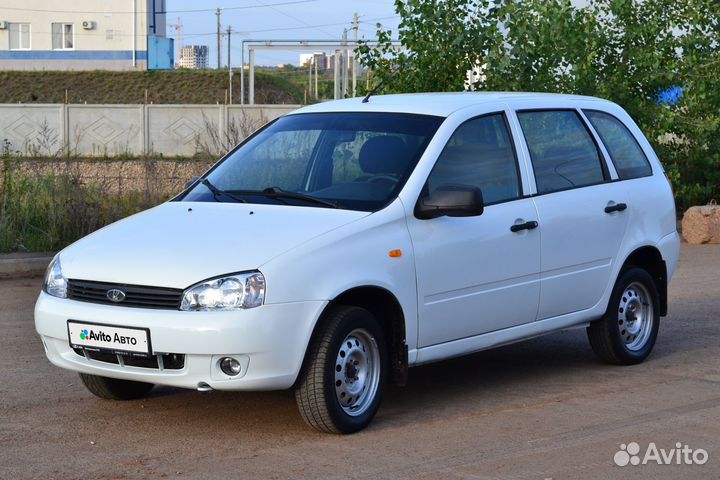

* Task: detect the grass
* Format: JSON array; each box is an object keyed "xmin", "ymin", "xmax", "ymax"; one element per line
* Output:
[
  {"xmin": 0, "ymin": 70, "xmax": 305, "ymax": 105},
  {"xmin": 0, "ymin": 158, "xmax": 199, "ymax": 253}
]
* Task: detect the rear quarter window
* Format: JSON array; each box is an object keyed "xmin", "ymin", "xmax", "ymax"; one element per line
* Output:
[{"xmin": 584, "ymin": 110, "xmax": 653, "ymax": 179}]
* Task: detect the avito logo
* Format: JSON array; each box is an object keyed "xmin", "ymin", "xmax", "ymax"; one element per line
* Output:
[
  {"xmin": 80, "ymin": 329, "xmax": 113, "ymax": 342},
  {"xmin": 614, "ymin": 441, "xmax": 709, "ymax": 466},
  {"xmin": 78, "ymin": 329, "xmax": 138, "ymax": 346}
]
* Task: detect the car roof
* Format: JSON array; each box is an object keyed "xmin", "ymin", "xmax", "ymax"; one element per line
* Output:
[{"xmin": 288, "ymin": 92, "xmax": 613, "ymax": 118}]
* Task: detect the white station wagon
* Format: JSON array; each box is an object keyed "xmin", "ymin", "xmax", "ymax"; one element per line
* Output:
[{"xmin": 36, "ymin": 93, "xmax": 680, "ymax": 433}]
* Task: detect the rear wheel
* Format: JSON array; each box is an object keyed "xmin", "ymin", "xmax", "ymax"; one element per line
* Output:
[
  {"xmin": 79, "ymin": 373, "xmax": 154, "ymax": 400},
  {"xmin": 295, "ymin": 305, "xmax": 387, "ymax": 434},
  {"xmin": 587, "ymin": 267, "xmax": 660, "ymax": 365}
]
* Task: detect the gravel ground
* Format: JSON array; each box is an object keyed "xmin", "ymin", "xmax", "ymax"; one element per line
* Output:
[{"xmin": 1, "ymin": 244, "xmax": 718, "ymax": 479}]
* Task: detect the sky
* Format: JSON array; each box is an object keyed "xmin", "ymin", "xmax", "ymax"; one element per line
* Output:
[{"xmin": 168, "ymin": 0, "xmax": 401, "ymax": 67}]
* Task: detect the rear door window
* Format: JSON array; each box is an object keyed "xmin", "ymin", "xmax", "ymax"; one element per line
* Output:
[
  {"xmin": 584, "ymin": 110, "xmax": 652, "ymax": 179},
  {"xmin": 517, "ymin": 110, "xmax": 606, "ymax": 194}
]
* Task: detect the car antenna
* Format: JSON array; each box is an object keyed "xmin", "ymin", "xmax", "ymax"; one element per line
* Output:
[{"xmin": 361, "ymin": 79, "xmax": 386, "ymax": 103}]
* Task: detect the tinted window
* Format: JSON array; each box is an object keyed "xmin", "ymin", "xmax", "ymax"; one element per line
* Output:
[
  {"xmin": 182, "ymin": 113, "xmax": 442, "ymax": 211},
  {"xmin": 217, "ymin": 129, "xmax": 321, "ymax": 191},
  {"xmin": 426, "ymin": 113, "xmax": 520, "ymax": 205},
  {"xmin": 331, "ymin": 131, "xmax": 425, "ymax": 185},
  {"xmin": 584, "ymin": 110, "xmax": 652, "ymax": 179},
  {"xmin": 518, "ymin": 110, "xmax": 606, "ymax": 194}
]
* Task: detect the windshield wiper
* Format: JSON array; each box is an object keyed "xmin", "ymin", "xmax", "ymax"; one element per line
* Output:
[
  {"xmin": 201, "ymin": 178, "xmax": 247, "ymax": 203},
  {"xmin": 201, "ymin": 181, "xmax": 337, "ymax": 208},
  {"xmin": 249, "ymin": 187, "xmax": 340, "ymax": 208}
]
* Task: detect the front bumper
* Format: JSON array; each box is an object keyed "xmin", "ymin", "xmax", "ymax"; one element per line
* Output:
[{"xmin": 35, "ymin": 292, "xmax": 326, "ymax": 391}]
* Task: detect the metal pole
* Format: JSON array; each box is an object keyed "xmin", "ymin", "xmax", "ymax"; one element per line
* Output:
[
  {"xmin": 216, "ymin": 8, "xmax": 222, "ymax": 69},
  {"xmin": 334, "ymin": 49, "xmax": 340, "ymax": 100},
  {"xmin": 249, "ymin": 48, "xmax": 255, "ymax": 105},
  {"xmin": 240, "ymin": 38, "xmax": 389, "ymax": 45},
  {"xmin": 240, "ymin": 40, "xmax": 245, "ymax": 105},
  {"xmin": 227, "ymin": 26, "xmax": 232, "ymax": 104},
  {"xmin": 352, "ymin": 13, "xmax": 358, "ymax": 97},
  {"xmin": 308, "ymin": 58, "xmax": 312, "ymax": 99},
  {"xmin": 314, "ymin": 59, "xmax": 318, "ymax": 99},
  {"xmin": 342, "ymin": 29, "xmax": 348, "ymax": 97}
]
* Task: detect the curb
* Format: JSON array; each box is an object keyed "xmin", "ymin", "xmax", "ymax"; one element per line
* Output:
[{"xmin": 0, "ymin": 253, "xmax": 54, "ymax": 278}]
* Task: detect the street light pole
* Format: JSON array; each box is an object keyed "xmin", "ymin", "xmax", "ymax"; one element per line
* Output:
[
  {"xmin": 216, "ymin": 8, "xmax": 222, "ymax": 69},
  {"xmin": 227, "ymin": 26, "xmax": 233, "ymax": 104}
]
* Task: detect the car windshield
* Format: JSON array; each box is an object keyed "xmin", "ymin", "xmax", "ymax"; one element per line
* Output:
[{"xmin": 180, "ymin": 112, "xmax": 444, "ymax": 211}]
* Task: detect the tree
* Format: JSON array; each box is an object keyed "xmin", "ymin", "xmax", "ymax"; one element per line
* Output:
[
  {"xmin": 356, "ymin": 0, "xmax": 503, "ymax": 93},
  {"xmin": 357, "ymin": 0, "xmax": 720, "ymax": 209}
]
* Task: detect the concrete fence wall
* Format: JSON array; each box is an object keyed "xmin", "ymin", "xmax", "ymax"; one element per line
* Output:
[{"xmin": 0, "ymin": 104, "xmax": 300, "ymax": 157}]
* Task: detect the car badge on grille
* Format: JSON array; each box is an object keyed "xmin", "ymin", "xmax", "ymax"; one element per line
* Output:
[{"xmin": 106, "ymin": 288, "xmax": 127, "ymax": 303}]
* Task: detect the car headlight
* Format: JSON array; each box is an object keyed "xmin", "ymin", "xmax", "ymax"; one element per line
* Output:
[
  {"xmin": 180, "ymin": 271, "xmax": 265, "ymax": 311},
  {"xmin": 44, "ymin": 256, "xmax": 68, "ymax": 299}
]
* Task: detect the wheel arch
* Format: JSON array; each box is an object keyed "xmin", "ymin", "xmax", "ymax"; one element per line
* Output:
[
  {"xmin": 620, "ymin": 245, "xmax": 668, "ymax": 316},
  {"xmin": 298, "ymin": 286, "xmax": 409, "ymax": 387}
]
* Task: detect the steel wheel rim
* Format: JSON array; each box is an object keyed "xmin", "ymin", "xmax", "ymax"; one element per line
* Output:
[
  {"xmin": 618, "ymin": 281, "xmax": 653, "ymax": 351},
  {"xmin": 333, "ymin": 328, "xmax": 380, "ymax": 417}
]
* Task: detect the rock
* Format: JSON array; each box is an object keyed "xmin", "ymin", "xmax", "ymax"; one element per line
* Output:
[{"xmin": 682, "ymin": 204, "xmax": 720, "ymax": 244}]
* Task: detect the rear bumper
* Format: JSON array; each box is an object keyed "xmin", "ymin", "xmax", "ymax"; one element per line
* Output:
[
  {"xmin": 657, "ymin": 231, "xmax": 681, "ymax": 316},
  {"xmin": 35, "ymin": 292, "xmax": 327, "ymax": 391},
  {"xmin": 658, "ymin": 231, "xmax": 681, "ymax": 282}
]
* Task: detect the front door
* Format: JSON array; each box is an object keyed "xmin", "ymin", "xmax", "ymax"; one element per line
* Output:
[{"xmin": 407, "ymin": 112, "xmax": 542, "ymax": 348}]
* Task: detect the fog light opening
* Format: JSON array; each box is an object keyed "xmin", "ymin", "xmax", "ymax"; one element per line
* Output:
[{"xmin": 219, "ymin": 357, "xmax": 242, "ymax": 376}]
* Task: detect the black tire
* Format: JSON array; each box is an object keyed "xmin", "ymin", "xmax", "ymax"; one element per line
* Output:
[
  {"xmin": 79, "ymin": 373, "xmax": 154, "ymax": 400},
  {"xmin": 587, "ymin": 267, "xmax": 660, "ymax": 365},
  {"xmin": 295, "ymin": 306, "xmax": 387, "ymax": 434}
]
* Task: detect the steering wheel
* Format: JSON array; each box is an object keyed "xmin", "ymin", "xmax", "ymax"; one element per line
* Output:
[{"xmin": 365, "ymin": 174, "xmax": 399, "ymax": 185}]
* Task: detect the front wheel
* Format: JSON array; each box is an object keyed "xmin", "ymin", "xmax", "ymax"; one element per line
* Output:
[
  {"xmin": 295, "ymin": 306, "xmax": 387, "ymax": 434},
  {"xmin": 587, "ymin": 267, "xmax": 660, "ymax": 365},
  {"xmin": 79, "ymin": 373, "xmax": 154, "ymax": 400}
]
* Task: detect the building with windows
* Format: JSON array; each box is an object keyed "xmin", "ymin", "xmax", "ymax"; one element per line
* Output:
[
  {"xmin": 299, "ymin": 52, "xmax": 333, "ymax": 71},
  {"xmin": 178, "ymin": 45, "xmax": 208, "ymax": 69},
  {"xmin": 0, "ymin": 0, "xmax": 173, "ymax": 70}
]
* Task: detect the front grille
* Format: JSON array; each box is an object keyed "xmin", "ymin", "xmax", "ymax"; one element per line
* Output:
[
  {"xmin": 73, "ymin": 348, "xmax": 185, "ymax": 370},
  {"xmin": 67, "ymin": 279, "xmax": 183, "ymax": 310}
]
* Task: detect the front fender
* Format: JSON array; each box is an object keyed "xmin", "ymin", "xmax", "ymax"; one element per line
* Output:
[{"xmin": 260, "ymin": 200, "xmax": 419, "ymax": 353}]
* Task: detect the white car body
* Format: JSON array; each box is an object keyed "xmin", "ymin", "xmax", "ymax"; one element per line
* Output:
[{"xmin": 35, "ymin": 92, "xmax": 680, "ymax": 394}]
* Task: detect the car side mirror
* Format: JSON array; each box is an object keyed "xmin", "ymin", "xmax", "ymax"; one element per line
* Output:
[
  {"xmin": 415, "ymin": 185, "xmax": 484, "ymax": 220},
  {"xmin": 185, "ymin": 177, "xmax": 200, "ymax": 189}
]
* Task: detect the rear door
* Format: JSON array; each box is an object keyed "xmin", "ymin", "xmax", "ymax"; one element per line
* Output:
[{"xmin": 514, "ymin": 109, "xmax": 630, "ymax": 320}]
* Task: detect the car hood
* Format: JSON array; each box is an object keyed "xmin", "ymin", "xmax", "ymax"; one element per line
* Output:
[{"xmin": 60, "ymin": 201, "xmax": 369, "ymax": 289}]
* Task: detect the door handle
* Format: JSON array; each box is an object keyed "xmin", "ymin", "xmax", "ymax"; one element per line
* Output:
[
  {"xmin": 510, "ymin": 220, "xmax": 539, "ymax": 232},
  {"xmin": 604, "ymin": 202, "xmax": 628, "ymax": 213}
]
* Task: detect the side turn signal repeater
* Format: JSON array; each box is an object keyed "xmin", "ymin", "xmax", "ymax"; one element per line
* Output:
[{"xmin": 388, "ymin": 249, "xmax": 402, "ymax": 258}]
